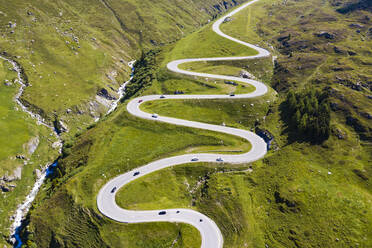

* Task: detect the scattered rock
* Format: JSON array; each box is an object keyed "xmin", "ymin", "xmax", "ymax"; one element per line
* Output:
[
  {"xmin": 333, "ymin": 46, "xmax": 346, "ymax": 54},
  {"xmin": 12, "ymin": 167, "xmax": 22, "ymax": 180},
  {"xmin": 97, "ymin": 88, "xmax": 116, "ymax": 101},
  {"xmin": 34, "ymin": 169, "xmax": 42, "ymax": 178},
  {"xmin": 8, "ymin": 21, "xmax": 16, "ymax": 28},
  {"xmin": 53, "ymin": 118, "xmax": 69, "ymax": 134},
  {"xmin": 52, "ymin": 141, "xmax": 62, "ymax": 150},
  {"xmin": 0, "ymin": 184, "xmax": 10, "ymax": 192},
  {"xmin": 16, "ymin": 155, "xmax": 25, "ymax": 160},
  {"xmin": 26, "ymin": 136, "xmax": 39, "ymax": 155},
  {"xmin": 315, "ymin": 31, "xmax": 335, "ymax": 39},
  {"xmin": 240, "ymin": 70, "xmax": 256, "ymax": 80},
  {"xmin": 349, "ymin": 23, "xmax": 364, "ymax": 29},
  {"xmin": 334, "ymin": 128, "xmax": 346, "ymax": 139},
  {"xmin": 223, "ymin": 17, "xmax": 232, "ymax": 23}
]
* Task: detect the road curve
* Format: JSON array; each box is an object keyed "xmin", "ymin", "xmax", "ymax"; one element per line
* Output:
[{"xmin": 97, "ymin": 0, "xmax": 270, "ymax": 247}]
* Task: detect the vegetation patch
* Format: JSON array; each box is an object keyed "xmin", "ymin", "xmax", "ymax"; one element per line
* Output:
[{"xmin": 284, "ymin": 89, "xmax": 331, "ymax": 143}]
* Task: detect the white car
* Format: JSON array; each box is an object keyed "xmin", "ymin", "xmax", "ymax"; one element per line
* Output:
[{"xmin": 152, "ymin": 113, "xmax": 158, "ymax": 118}]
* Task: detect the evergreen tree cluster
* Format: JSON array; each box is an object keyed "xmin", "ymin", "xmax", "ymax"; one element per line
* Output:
[
  {"xmin": 122, "ymin": 49, "xmax": 160, "ymax": 101},
  {"xmin": 286, "ymin": 89, "xmax": 331, "ymax": 142}
]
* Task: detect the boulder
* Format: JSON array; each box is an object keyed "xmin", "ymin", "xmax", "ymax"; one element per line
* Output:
[
  {"xmin": 16, "ymin": 155, "xmax": 25, "ymax": 160},
  {"xmin": 349, "ymin": 23, "xmax": 364, "ymax": 29},
  {"xmin": 26, "ymin": 136, "xmax": 39, "ymax": 155},
  {"xmin": 97, "ymin": 88, "xmax": 116, "ymax": 100},
  {"xmin": 223, "ymin": 17, "xmax": 232, "ymax": 23},
  {"xmin": 334, "ymin": 128, "xmax": 346, "ymax": 139},
  {"xmin": 34, "ymin": 169, "xmax": 42, "ymax": 178},
  {"xmin": 0, "ymin": 183, "xmax": 10, "ymax": 192},
  {"xmin": 12, "ymin": 167, "xmax": 22, "ymax": 180},
  {"xmin": 240, "ymin": 70, "xmax": 256, "ymax": 80},
  {"xmin": 53, "ymin": 118, "xmax": 69, "ymax": 134},
  {"xmin": 316, "ymin": 31, "xmax": 335, "ymax": 39}
]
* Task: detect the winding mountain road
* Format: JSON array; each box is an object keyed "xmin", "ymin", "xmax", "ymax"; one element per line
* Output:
[{"xmin": 97, "ymin": 0, "xmax": 270, "ymax": 247}]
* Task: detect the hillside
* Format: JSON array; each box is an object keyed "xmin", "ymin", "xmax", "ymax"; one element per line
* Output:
[
  {"xmin": 0, "ymin": 0, "xmax": 246, "ymax": 246},
  {"xmin": 4, "ymin": 0, "xmax": 372, "ymax": 247}
]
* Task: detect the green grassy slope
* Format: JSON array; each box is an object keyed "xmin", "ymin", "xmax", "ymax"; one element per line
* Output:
[
  {"xmin": 0, "ymin": 0, "xmax": 251, "ymax": 246},
  {"xmin": 0, "ymin": 0, "xmax": 247, "ymax": 129},
  {"xmin": 19, "ymin": 0, "xmax": 372, "ymax": 248},
  {"xmin": 0, "ymin": 60, "xmax": 59, "ymax": 242}
]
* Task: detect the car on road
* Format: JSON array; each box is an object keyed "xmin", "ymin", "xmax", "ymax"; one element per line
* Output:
[
  {"xmin": 176, "ymin": 210, "xmax": 180, "ymax": 214},
  {"xmin": 216, "ymin": 157, "xmax": 223, "ymax": 162},
  {"xmin": 158, "ymin": 211, "xmax": 166, "ymax": 215},
  {"xmin": 138, "ymin": 99, "xmax": 143, "ymax": 103},
  {"xmin": 199, "ymin": 219, "xmax": 203, "ymax": 222},
  {"xmin": 229, "ymin": 92, "xmax": 235, "ymax": 97},
  {"xmin": 152, "ymin": 113, "xmax": 158, "ymax": 118},
  {"xmin": 133, "ymin": 171, "xmax": 140, "ymax": 176},
  {"xmin": 191, "ymin": 157, "xmax": 199, "ymax": 162},
  {"xmin": 111, "ymin": 187, "xmax": 117, "ymax": 193},
  {"xmin": 160, "ymin": 95, "xmax": 165, "ymax": 99}
]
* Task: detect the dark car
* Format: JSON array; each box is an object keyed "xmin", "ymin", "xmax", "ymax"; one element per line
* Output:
[
  {"xmin": 216, "ymin": 157, "xmax": 223, "ymax": 162},
  {"xmin": 176, "ymin": 210, "xmax": 180, "ymax": 214},
  {"xmin": 160, "ymin": 95, "xmax": 165, "ymax": 99},
  {"xmin": 138, "ymin": 99, "xmax": 143, "ymax": 103},
  {"xmin": 199, "ymin": 219, "xmax": 203, "ymax": 222},
  {"xmin": 158, "ymin": 211, "xmax": 166, "ymax": 215},
  {"xmin": 133, "ymin": 171, "xmax": 140, "ymax": 176},
  {"xmin": 229, "ymin": 92, "xmax": 235, "ymax": 97},
  {"xmin": 111, "ymin": 187, "xmax": 117, "ymax": 193}
]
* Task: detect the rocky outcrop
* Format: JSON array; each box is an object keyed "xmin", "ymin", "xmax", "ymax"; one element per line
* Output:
[
  {"xmin": 240, "ymin": 70, "xmax": 257, "ymax": 80},
  {"xmin": 26, "ymin": 136, "xmax": 39, "ymax": 155},
  {"xmin": 53, "ymin": 118, "xmax": 68, "ymax": 134},
  {"xmin": 315, "ymin": 31, "xmax": 335, "ymax": 39},
  {"xmin": 97, "ymin": 88, "xmax": 116, "ymax": 101}
]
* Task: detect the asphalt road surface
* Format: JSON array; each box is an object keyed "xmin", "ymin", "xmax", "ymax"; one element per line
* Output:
[{"xmin": 97, "ymin": 0, "xmax": 270, "ymax": 247}]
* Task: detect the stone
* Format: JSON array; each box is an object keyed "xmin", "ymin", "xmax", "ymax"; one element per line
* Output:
[
  {"xmin": 349, "ymin": 23, "xmax": 364, "ymax": 29},
  {"xmin": 26, "ymin": 136, "xmax": 39, "ymax": 155},
  {"xmin": 16, "ymin": 155, "xmax": 25, "ymax": 160},
  {"xmin": 240, "ymin": 70, "xmax": 256, "ymax": 80},
  {"xmin": 34, "ymin": 169, "xmax": 42, "ymax": 178},
  {"xmin": 223, "ymin": 17, "xmax": 232, "ymax": 23},
  {"xmin": 97, "ymin": 88, "xmax": 117, "ymax": 100},
  {"xmin": 12, "ymin": 167, "xmax": 22, "ymax": 180},
  {"xmin": 0, "ymin": 184, "xmax": 10, "ymax": 192},
  {"xmin": 316, "ymin": 31, "xmax": 335, "ymax": 39}
]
